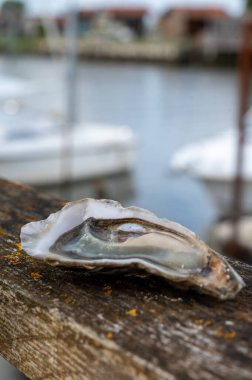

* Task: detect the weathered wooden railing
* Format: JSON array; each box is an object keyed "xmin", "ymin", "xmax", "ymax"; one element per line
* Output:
[{"xmin": 0, "ymin": 178, "xmax": 251, "ymax": 380}]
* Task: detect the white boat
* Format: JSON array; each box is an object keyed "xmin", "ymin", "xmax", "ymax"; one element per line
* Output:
[
  {"xmin": 170, "ymin": 129, "xmax": 252, "ymax": 216},
  {"xmin": 0, "ymin": 120, "xmax": 135, "ymax": 185},
  {"xmin": 0, "ymin": 74, "xmax": 35, "ymax": 99},
  {"xmin": 0, "ymin": 11, "xmax": 137, "ymax": 186},
  {"xmin": 0, "ymin": 62, "xmax": 136, "ymax": 185},
  {"xmin": 0, "ymin": 74, "xmax": 136, "ymax": 186}
]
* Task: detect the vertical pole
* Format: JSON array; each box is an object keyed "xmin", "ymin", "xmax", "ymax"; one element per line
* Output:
[
  {"xmin": 65, "ymin": 7, "xmax": 78, "ymax": 126},
  {"xmin": 233, "ymin": 19, "xmax": 251, "ymax": 237},
  {"xmin": 61, "ymin": 6, "xmax": 78, "ymax": 197}
]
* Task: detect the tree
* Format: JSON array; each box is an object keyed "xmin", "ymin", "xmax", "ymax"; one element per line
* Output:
[
  {"xmin": 247, "ymin": 0, "xmax": 252, "ymax": 10},
  {"xmin": 2, "ymin": 0, "xmax": 25, "ymax": 14}
]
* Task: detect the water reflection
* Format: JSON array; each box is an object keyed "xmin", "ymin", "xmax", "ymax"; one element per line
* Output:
[
  {"xmin": 0, "ymin": 57, "xmax": 238, "ymax": 238},
  {"xmin": 36, "ymin": 172, "xmax": 135, "ymax": 202}
]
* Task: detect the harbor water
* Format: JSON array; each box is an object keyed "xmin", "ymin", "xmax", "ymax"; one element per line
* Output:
[{"xmin": 0, "ymin": 57, "xmax": 238, "ymax": 238}]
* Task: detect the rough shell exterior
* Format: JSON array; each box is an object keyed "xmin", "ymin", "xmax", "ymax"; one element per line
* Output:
[{"xmin": 20, "ymin": 198, "xmax": 245, "ymax": 300}]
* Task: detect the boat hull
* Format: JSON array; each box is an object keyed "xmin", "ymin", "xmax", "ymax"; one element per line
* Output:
[
  {"xmin": 0, "ymin": 148, "xmax": 135, "ymax": 185},
  {"xmin": 203, "ymin": 178, "xmax": 252, "ymax": 216},
  {"xmin": 0, "ymin": 123, "xmax": 136, "ymax": 185},
  {"xmin": 170, "ymin": 129, "xmax": 252, "ymax": 217}
]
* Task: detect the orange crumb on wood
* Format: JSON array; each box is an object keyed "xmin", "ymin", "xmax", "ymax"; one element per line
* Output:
[
  {"xmin": 103, "ymin": 284, "xmax": 112, "ymax": 296},
  {"xmin": 216, "ymin": 329, "xmax": 237, "ymax": 340},
  {"xmin": 195, "ymin": 319, "xmax": 204, "ymax": 324},
  {"xmin": 31, "ymin": 272, "xmax": 43, "ymax": 280},
  {"xmin": 64, "ymin": 297, "xmax": 76, "ymax": 305},
  {"xmin": 126, "ymin": 308, "xmax": 138, "ymax": 317},
  {"xmin": 0, "ymin": 226, "xmax": 7, "ymax": 236},
  {"xmin": 106, "ymin": 332, "xmax": 114, "ymax": 339},
  {"xmin": 195, "ymin": 319, "xmax": 212, "ymax": 328},
  {"xmin": 15, "ymin": 242, "xmax": 22, "ymax": 250},
  {"xmin": 9, "ymin": 260, "xmax": 21, "ymax": 265}
]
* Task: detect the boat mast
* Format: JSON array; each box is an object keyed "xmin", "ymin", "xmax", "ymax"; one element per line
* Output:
[
  {"xmin": 232, "ymin": 12, "xmax": 251, "ymax": 238},
  {"xmin": 61, "ymin": 3, "xmax": 78, "ymax": 195}
]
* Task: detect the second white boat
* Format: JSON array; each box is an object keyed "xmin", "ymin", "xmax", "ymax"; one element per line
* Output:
[{"xmin": 170, "ymin": 129, "xmax": 252, "ymax": 216}]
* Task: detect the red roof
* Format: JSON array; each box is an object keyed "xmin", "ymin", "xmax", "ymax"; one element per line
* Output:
[
  {"xmin": 163, "ymin": 7, "xmax": 229, "ymax": 20},
  {"xmin": 55, "ymin": 16, "xmax": 65, "ymax": 27},
  {"xmin": 78, "ymin": 10, "xmax": 96, "ymax": 19},
  {"xmin": 104, "ymin": 7, "xmax": 148, "ymax": 19},
  {"xmin": 55, "ymin": 7, "xmax": 148, "ymax": 25}
]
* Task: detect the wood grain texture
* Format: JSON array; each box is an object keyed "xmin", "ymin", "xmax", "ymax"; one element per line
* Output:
[{"xmin": 0, "ymin": 178, "xmax": 251, "ymax": 380}]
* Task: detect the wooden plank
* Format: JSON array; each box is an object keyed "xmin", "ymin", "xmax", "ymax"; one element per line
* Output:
[{"xmin": 0, "ymin": 178, "xmax": 251, "ymax": 380}]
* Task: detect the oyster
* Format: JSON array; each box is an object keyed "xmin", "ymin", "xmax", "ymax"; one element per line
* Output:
[{"xmin": 20, "ymin": 198, "xmax": 245, "ymax": 300}]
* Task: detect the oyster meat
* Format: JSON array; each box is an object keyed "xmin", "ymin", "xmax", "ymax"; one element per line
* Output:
[{"xmin": 20, "ymin": 198, "xmax": 245, "ymax": 299}]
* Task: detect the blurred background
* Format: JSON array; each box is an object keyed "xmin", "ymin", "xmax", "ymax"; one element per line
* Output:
[{"xmin": 1, "ymin": 0, "xmax": 252, "ymax": 377}]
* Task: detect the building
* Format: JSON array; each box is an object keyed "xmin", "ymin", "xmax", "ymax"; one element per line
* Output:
[
  {"xmin": 159, "ymin": 7, "xmax": 229, "ymax": 39},
  {"xmin": 199, "ymin": 18, "xmax": 242, "ymax": 59},
  {"xmin": 0, "ymin": 0, "xmax": 26, "ymax": 34},
  {"xmin": 55, "ymin": 7, "xmax": 148, "ymax": 38},
  {"xmin": 103, "ymin": 8, "xmax": 147, "ymax": 37}
]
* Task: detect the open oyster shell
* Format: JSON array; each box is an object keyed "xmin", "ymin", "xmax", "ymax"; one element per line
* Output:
[{"xmin": 20, "ymin": 198, "xmax": 245, "ymax": 300}]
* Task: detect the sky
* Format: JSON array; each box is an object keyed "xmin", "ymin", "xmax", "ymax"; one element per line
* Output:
[{"xmin": 0, "ymin": 0, "xmax": 245, "ymax": 16}]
